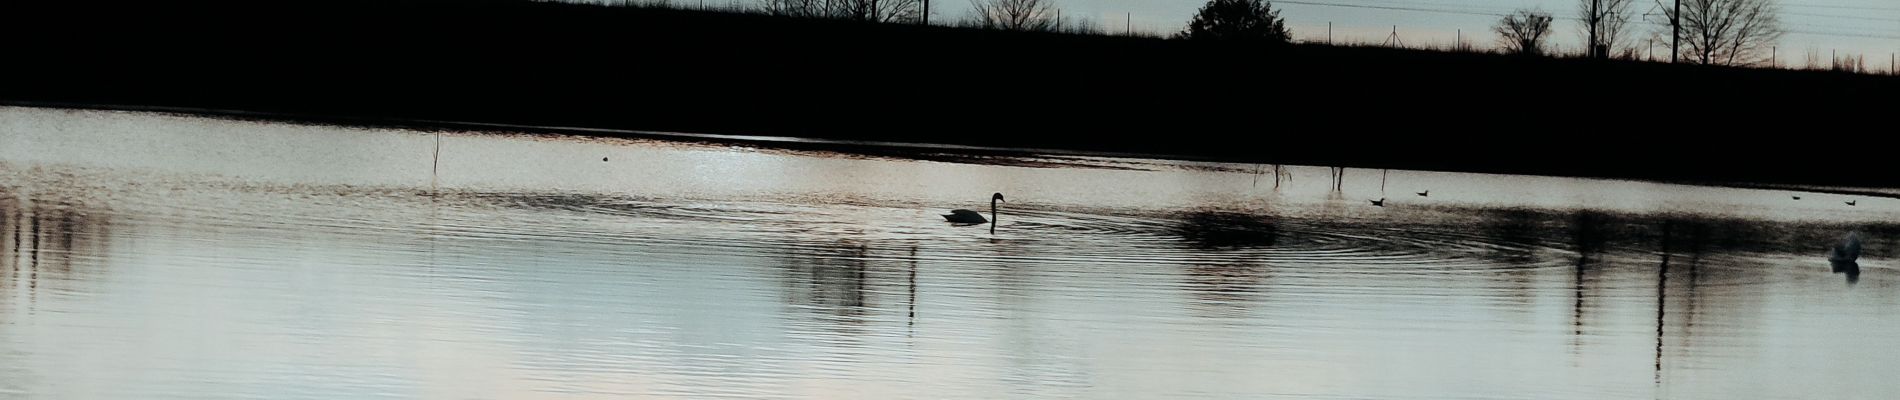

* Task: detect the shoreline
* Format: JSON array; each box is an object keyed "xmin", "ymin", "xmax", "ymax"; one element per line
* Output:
[
  {"xmin": 11, "ymin": 101, "xmax": 1898, "ymax": 199},
  {"xmin": 5, "ymin": 0, "xmax": 1895, "ymax": 188}
]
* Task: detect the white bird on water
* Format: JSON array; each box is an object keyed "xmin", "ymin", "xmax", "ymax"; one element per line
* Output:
[{"xmin": 943, "ymin": 193, "xmax": 1005, "ymax": 234}]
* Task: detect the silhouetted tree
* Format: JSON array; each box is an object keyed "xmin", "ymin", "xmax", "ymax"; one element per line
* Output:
[
  {"xmin": 762, "ymin": 0, "xmax": 923, "ymax": 22},
  {"xmin": 1495, "ymin": 9, "xmax": 1553, "ymax": 55},
  {"xmin": 1177, "ymin": 0, "xmax": 1290, "ymax": 43},
  {"xmin": 1661, "ymin": 0, "xmax": 1783, "ymax": 66},
  {"xmin": 1577, "ymin": 0, "xmax": 1633, "ymax": 58},
  {"xmin": 966, "ymin": 0, "xmax": 1055, "ymax": 31}
]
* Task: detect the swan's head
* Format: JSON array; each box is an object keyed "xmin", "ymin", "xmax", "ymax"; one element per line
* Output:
[{"xmin": 993, "ymin": 193, "xmax": 1006, "ymax": 203}]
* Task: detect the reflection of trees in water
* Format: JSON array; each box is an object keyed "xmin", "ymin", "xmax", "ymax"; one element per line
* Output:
[
  {"xmin": 1467, "ymin": 208, "xmax": 1550, "ymax": 312},
  {"xmin": 1481, "ymin": 208, "xmax": 1543, "ymax": 264},
  {"xmin": 1657, "ymin": 219, "xmax": 1715, "ymax": 387},
  {"xmin": 978, "ymin": 236, "xmax": 1091, "ymax": 393},
  {"xmin": 1538, "ymin": 211, "xmax": 1735, "ymax": 383},
  {"xmin": 773, "ymin": 241, "xmax": 875, "ymax": 336},
  {"xmin": 907, "ymin": 246, "xmax": 917, "ymax": 334},
  {"xmin": 1447, "ymin": 206, "xmax": 1893, "ymax": 259},
  {"xmin": 1170, "ymin": 211, "xmax": 1278, "ymax": 250},
  {"xmin": 1569, "ymin": 211, "xmax": 1609, "ymax": 346},
  {"xmin": 1181, "ymin": 262, "xmax": 1270, "ymax": 317},
  {"xmin": 1169, "ymin": 211, "xmax": 1275, "ymax": 317},
  {"xmin": 0, "ymin": 191, "xmax": 113, "ymax": 313}
]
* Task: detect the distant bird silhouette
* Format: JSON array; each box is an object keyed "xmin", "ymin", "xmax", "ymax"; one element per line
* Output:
[
  {"xmin": 1846, "ymin": 200, "xmax": 1858, "ymax": 206},
  {"xmin": 1369, "ymin": 198, "xmax": 1386, "ymax": 207},
  {"xmin": 603, "ymin": 157, "xmax": 609, "ymax": 162},
  {"xmin": 1416, "ymin": 190, "xmax": 1430, "ymax": 197},
  {"xmin": 1791, "ymin": 195, "xmax": 1801, "ymax": 200},
  {"xmin": 943, "ymin": 193, "xmax": 1005, "ymax": 234}
]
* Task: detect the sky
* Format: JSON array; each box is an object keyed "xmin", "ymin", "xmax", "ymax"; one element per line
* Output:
[
  {"xmin": 588, "ymin": 0, "xmax": 1897, "ymax": 69},
  {"xmin": 1052, "ymin": 0, "xmax": 1900, "ymax": 66}
]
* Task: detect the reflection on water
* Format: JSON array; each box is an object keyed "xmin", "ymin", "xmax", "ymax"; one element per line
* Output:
[{"xmin": 5, "ymin": 106, "xmax": 1900, "ymax": 399}]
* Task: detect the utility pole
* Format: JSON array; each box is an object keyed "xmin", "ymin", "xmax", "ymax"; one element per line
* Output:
[
  {"xmin": 1589, "ymin": 0, "xmax": 1601, "ymax": 58},
  {"xmin": 1671, "ymin": 0, "xmax": 1680, "ymax": 63}
]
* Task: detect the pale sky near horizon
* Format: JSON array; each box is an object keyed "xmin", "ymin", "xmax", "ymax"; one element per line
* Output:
[
  {"xmin": 602, "ymin": 0, "xmax": 1899, "ymax": 69},
  {"xmin": 1054, "ymin": 0, "xmax": 1898, "ymax": 65}
]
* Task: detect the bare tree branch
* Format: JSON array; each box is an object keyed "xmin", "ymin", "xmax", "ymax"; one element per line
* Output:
[
  {"xmin": 761, "ymin": 0, "xmax": 922, "ymax": 23},
  {"xmin": 1495, "ymin": 9, "xmax": 1553, "ymax": 55},
  {"xmin": 1577, "ymin": 0, "xmax": 1634, "ymax": 58},
  {"xmin": 1662, "ymin": 0, "xmax": 1783, "ymax": 66},
  {"xmin": 966, "ymin": 0, "xmax": 1055, "ymax": 31}
]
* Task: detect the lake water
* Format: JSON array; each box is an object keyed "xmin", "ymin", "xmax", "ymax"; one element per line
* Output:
[{"xmin": 2, "ymin": 106, "xmax": 1897, "ymax": 399}]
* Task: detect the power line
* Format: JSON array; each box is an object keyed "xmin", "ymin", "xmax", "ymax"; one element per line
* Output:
[
  {"xmin": 1280, "ymin": 0, "xmax": 1900, "ymax": 23},
  {"xmin": 1624, "ymin": 20, "xmax": 1900, "ymax": 40},
  {"xmin": 1782, "ymin": 11, "xmax": 1900, "ymax": 23},
  {"xmin": 1274, "ymin": 0, "xmax": 1508, "ymax": 18},
  {"xmin": 1780, "ymin": 2, "xmax": 1900, "ymax": 12}
]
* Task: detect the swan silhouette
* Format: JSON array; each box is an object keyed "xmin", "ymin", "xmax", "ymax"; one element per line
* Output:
[
  {"xmin": 1830, "ymin": 231, "xmax": 1862, "ymax": 263},
  {"xmin": 1416, "ymin": 190, "xmax": 1429, "ymax": 197},
  {"xmin": 1846, "ymin": 200, "xmax": 1858, "ymax": 206},
  {"xmin": 944, "ymin": 193, "xmax": 1005, "ymax": 234},
  {"xmin": 1369, "ymin": 198, "xmax": 1386, "ymax": 207},
  {"xmin": 1830, "ymin": 231, "xmax": 1863, "ymax": 284}
]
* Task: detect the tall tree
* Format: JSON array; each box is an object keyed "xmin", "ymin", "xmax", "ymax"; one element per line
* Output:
[
  {"xmin": 1661, "ymin": 0, "xmax": 1783, "ymax": 65},
  {"xmin": 1578, "ymin": 0, "xmax": 1634, "ymax": 58},
  {"xmin": 1178, "ymin": 0, "xmax": 1291, "ymax": 43},
  {"xmin": 763, "ymin": 0, "xmax": 923, "ymax": 23},
  {"xmin": 967, "ymin": 0, "xmax": 1055, "ymax": 31},
  {"xmin": 1495, "ymin": 9, "xmax": 1554, "ymax": 56}
]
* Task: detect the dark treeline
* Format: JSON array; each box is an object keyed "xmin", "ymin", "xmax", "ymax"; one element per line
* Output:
[{"xmin": 2, "ymin": 0, "xmax": 1896, "ymax": 186}]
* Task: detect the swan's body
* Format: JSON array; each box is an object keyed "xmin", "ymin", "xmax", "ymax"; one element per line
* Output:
[
  {"xmin": 1830, "ymin": 232, "xmax": 1863, "ymax": 263},
  {"xmin": 1369, "ymin": 198, "xmax": 1386, "ymax": 207},
  {"xmin": 1416, "ymin": 190, "xmax": 1430, "ymax": 197},
  {"xmin": 1846, "ymin": 200, "xmax": 1858, "ymax": 206},
  {"xmin": 943, "ymin": 193, "xmax": 1005, "ymax": 234},
  {"xmin": 942, "ymin": 209, "xmax": 987, "ymax": 224},
  {"xmin": 1831, "ymin": 232, "xmax": 1863, "ymax": 283},
  {"xmin": 1791, "ymin": 195, "xmax": 1801, "ymax": 200}
]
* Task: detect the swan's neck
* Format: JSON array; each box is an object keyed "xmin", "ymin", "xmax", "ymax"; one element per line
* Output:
[{"xmin": 990, "ymin": 199, "xmax": 999, "ymax": 234}]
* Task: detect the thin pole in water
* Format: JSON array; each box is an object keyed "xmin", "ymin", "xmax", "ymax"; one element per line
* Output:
[{"xmin": 431, "ymin": 132, "xmax": 441, "ymax": 194}]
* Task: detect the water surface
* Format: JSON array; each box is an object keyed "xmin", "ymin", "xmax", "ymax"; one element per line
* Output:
[{"xmin": 3, "ymin": 107, "xmax": 1898, "ymax": 399}]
